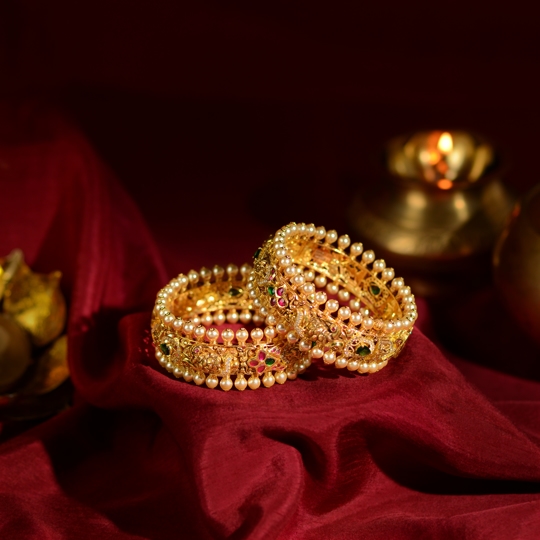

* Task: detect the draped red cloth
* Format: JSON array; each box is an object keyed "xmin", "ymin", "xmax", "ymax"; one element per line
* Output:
[
  {"xmin": 2, "ymin": 1, "xmax": 540, "ymax": 536},
  {"xmin": 1, "ymin": 102, "xmax": 540, "ymax": 540}
]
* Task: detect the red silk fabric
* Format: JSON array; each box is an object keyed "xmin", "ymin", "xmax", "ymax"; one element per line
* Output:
[{"xmin": 0, "ymin": 102, "xmax": 539, "ymax": 539}]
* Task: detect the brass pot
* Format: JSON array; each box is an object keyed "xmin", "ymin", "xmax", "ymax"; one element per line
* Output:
[{"xmin": 493, "ymin": 184, "xmax": 540, "ymax": 346}]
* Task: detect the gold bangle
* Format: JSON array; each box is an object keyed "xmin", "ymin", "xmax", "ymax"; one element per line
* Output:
[
  {"xmin": 249, "ymin": 223, "xmax": 417, "ymax": 373},
  {"xmin": 151, "ymin": 263, "xmax": 303, "ymax": 391}
]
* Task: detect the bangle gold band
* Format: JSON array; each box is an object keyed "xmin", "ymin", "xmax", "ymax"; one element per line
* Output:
[
  {"xmin": 151, "ymin": 264, "xmax": 302, "ymax": 391},
  {"xmin": 249, "ymin": 223, "xmax": 417, "ymax": 374}
]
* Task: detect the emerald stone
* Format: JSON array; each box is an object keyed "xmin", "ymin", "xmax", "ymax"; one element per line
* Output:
[
  {"xmin": 356, "ymin": 346, "xmax": 371, "ymax": 356},
  {"xmin": 370, "ymin": 284, "xmax": 381, "ymax": 295},
  {"xmin": 265, "ymin": 357, "xmax": 275, "ymax": 366},
  {"xmin": 160, "ymin": 343, "xmax": 171, "ymax": 356},
  {"xmin": 229, "ymin": 288, "xmax": 241, "ymax": 297},
  {"xmin": 254, "ymin": 248, "xmax": 261, "ymax": 259},
  {"xmin": 311, "ymin": 341, "xmax": 316, "ymax": 348},
  {"xmin": 268, "ymin": 286, "xmax": 275, "ymax": 296}
]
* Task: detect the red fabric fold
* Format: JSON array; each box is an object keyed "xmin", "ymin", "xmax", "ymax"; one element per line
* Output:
[{"xmin": 1, "ymin": 103, "xmax": 540, "ymax": 539}]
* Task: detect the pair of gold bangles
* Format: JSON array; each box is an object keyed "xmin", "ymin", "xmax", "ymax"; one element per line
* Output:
[{"xmin": 151, "ymin": 222, "xmax": 417, "ymax": 391}]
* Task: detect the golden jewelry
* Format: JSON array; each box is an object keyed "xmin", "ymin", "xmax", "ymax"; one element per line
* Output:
[
  {"xmin": 249, "ymin": 223, "xmax": 417, "ymax": 373},
  {"xmin": 151, "ymin": 263, "xmax": 303, "ymax": 391}
]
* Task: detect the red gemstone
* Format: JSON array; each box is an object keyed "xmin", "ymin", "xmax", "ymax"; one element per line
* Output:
[
  {"xmin": 249, "ymin": 359, "xmax": 259, "ymax": 367},
  {"xmin": 278, "ymin": 298, "xmax": 286, "ymax": 307},
  {"xmin": 257, "ymin": 365, "xmax": 266, "ymax": 373},
  {"xmin": 270, "ymin": 298, "xmax": 277, "ymax": 306},
  {"xmin": 276, "ymin": 287, "xmax": 284, "ymax": 297},
  {"xmin": 258, "ymin": 351, "xmax": 266, "ymax": 361}
]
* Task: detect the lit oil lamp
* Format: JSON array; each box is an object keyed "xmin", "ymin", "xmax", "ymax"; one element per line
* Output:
[{"xmin": 349, "ymin": 130, "xmax": 516, "ymax": 296}]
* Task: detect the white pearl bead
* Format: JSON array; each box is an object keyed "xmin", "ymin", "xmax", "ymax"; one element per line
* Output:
[
  {"xmin": 226, "ymin": 310, "xmax": 239, "ymax": 324},
  {"xmin": 279, "ymin": 256, "xmax": 292, "ymax": 268},
  {"xmin": 347, "ymin": 360, "xmax": 360, "ymax": 371},
  {"xmin": 194, "ymin": 325, "xmax": 206, "ymax": 339},
  {"xmin": 264, "ymin": 326, "xmax": 276, "ymax": 340},
  {"xmin": 299, "ymin": 340, "xmax": 311, "ymax": 351},
  {"xmin": 314, "ymin": 275, "xmax": 327, "ymax": 288},
  {"xmin": 385, "ymin": 321, "xmax": 395, "ymax": 333},
  {"xmin": 314, "ymin": 291, "xmax": 327, "ymax": 304},
  {"xmin": 159, "ymin": 356, "xmax": 167, "ymax": 367},
  {"xmin": 304, "ymin": 269, "xmax": 315, "ymax": 281},
  {"xmin": 337, "ymin": 235, "xmax": 351, "ymax": 249},
  {"xmin": 358, "ymin": 363, "xmax": 370, "ymax": 373},
  {"xmin": 206, "ymin": 375, "xmax": 219, "ymax": 389},
  {"xmin": 240, "ymin": 310, "xmax": 252, "ymax": 324},
  {"xmin": 251, "ymin": 328, "xmax": 264, "ymax": 342},
  {"xmin": 287, "ymin": 370, "xmax": 298, "ymax": 380},
  {"xmin": 323, "ymin": 350, "xmax": 336, "ymax": 364},
  {"xmin": 226, "ymin": 264, "xmax": 239, "ymax": 277},
  {"xmin": 248, "ymin": 376, "xmax": 261, "ymax": 390},
  {"xmin": 292, "ymin": 273, "xmax": 305, "ymax": 286},
  {"xmin": 394, "ymin": 320, "xmax": 403, "ymax": 331},
  {"xmin": 249, "ymin": 290, "xmax": 258, "ymax": 299},
  {"xmin": 399, "ymin": 286, "xmax": 411, "ymax": 297},
  {"xmin": 183, "ymin": 322, "xmax": 195, "ymax": 335},
  {"xmin": 206, "ymin": 327, "xmax": 219, "ymax": 341},
  {"xmin": 362, "ymin": 317, "xmax": 374, "ymax": 329},
  {"xmin": 382, "ymin": 268, "xmax": 395, "ymax": 281},
  {"xmin": 183, "ymin": 370, "xmax": 193, "ymax": 382},
  {"xmin": 306, "ymin": 224, "xmax": 316, "ymax": 235},
  {"xmin": 311, "ymin": 348, "xmax": 324, "ymax": 359},
  {"xmin": 326, "ymin": 282, "xmax": 339, "ymax": 295},
  {"xmin": 155, "ymin": 349, "xmax": 163, "ymax": 360},
  {"xmin": 338, "ymin": 306, "xmax": 351, "ymax": 320},
  {"xmin": 276, "ymin": 323, "xmax": 287, "ymax": 334},
  {"xmin": 392, "ymin": 277, "xmax": 404, "ymax": 289},
  {"xmin": 362, "ymin": 250, "xmax": 375, "ymax": 264},
  {"xmin": 222, "ymin": 329, "xmax": 234, "ymax": 343},
  {"xmin": 368, "ymin": 362, "xmax": 379, "ymax": 373},
  {"xmin": 315, "ymin": 226, "xmax": 326, "ymax": 239},
  {"xmin": 199, "ymin": 267, "xmax": 211, "ymax": 282},
  {"xmin": 178, "ymin": 275, "xmax": 189, "ymax": 286},
  {"xmin": 350, "ymin": 312, "xmax": 363, "ymax": 325},
  {"xmin": 325, "ymin": 230, "xmax": 338, "ymax": 244},
  {"xmin": 164, "ymin": 314, "xmax": 175, "ymax": 325},
  {"xmin": 235, "ymin": 375, "xmax": 248, "ymax": 391},
  {"xmin": 193, "ymin": 373, "xmax": 206, "ymax": 385},
  {"xmin": 349, "ymin": 299, "xmax": 361, "ymax": 311},
  {"xmin": 275, "ymin": 371, "xmax": 287, "ymax": 384},
  {"xmin": 259, "ymin": 307, "xmax": 268, "ymax": 316},
  {"xmin": 201, "ymin": 313, "xmax": 213, "ymax": 327},
  {"xmin": 213, "ymin": 311, "xmax": 226, "ymax": 325},
  {"xmin": 212, "ymin": 266, "xmax": 225, "ymax": 280},
  {"xmin": 265, "ymin": 314, "xmax": 276, "ymax": 325},
  {"xmin": 302, "ymin": 283, "xmax": 316, "ymax": 295},
  {"xmin": 304, "ymin": 356, "xmax": 312, "ymax": 368},
  {"xmin": 253, "ymin": 298, "xmax": 261, "ymax": 307},
  {"xmin": 373, "ymin": 259, "xmax": 386, "ymax": 272},
  {"xmin": 285, "ymin": 265, "xmax": 297, "ymax": 277},
  {"xmin": 325, "ymin": 299, "xmax": 339, "ymax": 313},
  {"xmin": 240, "ymin": 263, "xmax": 251, "ymax": 276},
  {"xmin": 220, "ymin": 377, "xmax": 233, "ymax": 391},
  {"xmin": 276, "ymin": 248, "xmax": 286, "ymax": 258},
  {"xmin": 188, "ymin": 270, "xmax": 199, "ymax": 283},
  {"xmin": 170, "ymin": 280, "xmax": 180, "ymax": 289},
  {"xmin": 350, "ymin": 242, "xmax": 363, "ymax": 257},
  {"xmin": 335, "ymin": 357, "xmax": 348, "ymax": 369},
  {"xmin": 262, "ymin": 373, "xmax": 275, "ymax": 388},
  {"xmin": 287, "ymin": 331, "xmax": 299, "ymax": 343},
  {"xmin": 338, "ymin": 289, "xmax": 350, "ymax": 302},
  {"xmin": 236, "ymin": 328, "xmax": 249, "ymax": 343}
]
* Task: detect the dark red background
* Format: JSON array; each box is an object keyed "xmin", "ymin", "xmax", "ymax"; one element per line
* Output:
[{"xmin": 1, "ymin": 2, "xmax": 540, "ymax": 538}]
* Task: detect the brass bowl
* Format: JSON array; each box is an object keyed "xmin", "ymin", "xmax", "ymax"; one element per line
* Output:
[{"xmin": 349, "ymin": 130, "xmax": 515, "ymax": 296}]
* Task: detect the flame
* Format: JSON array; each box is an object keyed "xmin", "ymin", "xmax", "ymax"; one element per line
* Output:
[
  {"xmin": 437, "ymin": 132, "xmax": 453, "ymax": 154},
  {"xmin": 437, "ymin": 179, "xmax": 453, "ymax": 190}
]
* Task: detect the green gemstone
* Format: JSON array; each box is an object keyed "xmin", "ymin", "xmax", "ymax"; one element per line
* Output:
[
  {"xmin": 265, "ymin": 357, "xmax": 275, "ymax": 366},
  {"xmin": 268, "ymin": 286, "xmax": 275, "ymax": 296},
  {"xmin": 356, "ymin": 346, "xmax": 371, "ymax": 357},
  {"xmin": 311, "ymin": 341, "xmax": 316, "ymax": 348},
  {"xmin": 254, "ymin": 248, "xmax": 261, "ymax": 259},
  {"xmin": 229, "ymin": 287, "xmax": 241, "ymax": 297},
  {"xmin": 370, "ymin": 284, "xmax": 381, "ymax": 295},
  {"xmin": 160, "ymin": 343, "xmax": 171, "ymax": 356}
]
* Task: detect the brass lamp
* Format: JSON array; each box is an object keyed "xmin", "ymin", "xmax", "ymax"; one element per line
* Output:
[{"xmin": 349, "ymin": 130, "xmax": 515, "ymax": 296}]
